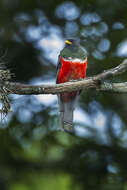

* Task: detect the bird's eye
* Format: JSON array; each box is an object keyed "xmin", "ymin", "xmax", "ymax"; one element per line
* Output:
[{"xmin": 65, "ymin": 40, "xmax": 72, "ymax": 45}]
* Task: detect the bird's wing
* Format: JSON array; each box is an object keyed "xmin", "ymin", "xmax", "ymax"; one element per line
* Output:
[{"xmin": 56, "ymin": 55, "xmax": 62, "ymax": 84}]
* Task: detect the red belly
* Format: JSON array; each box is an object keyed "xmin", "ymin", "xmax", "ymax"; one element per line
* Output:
[
  {"xmin": 58, "ymin": 56, "xmax": 87, "ymax": 84},
  {"xmin": 58, "ymin": 56, "xmax": 87, "ymax": 102}
]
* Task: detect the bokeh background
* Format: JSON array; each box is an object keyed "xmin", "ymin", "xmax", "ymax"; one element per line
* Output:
[{"xmin": 0, "ymin": 0, "xmax": 127, "ymax": 189}]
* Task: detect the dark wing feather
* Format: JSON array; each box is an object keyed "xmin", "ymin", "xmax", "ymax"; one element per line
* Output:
[{"xmin": 56, "ymin": 55, "xmax": 62, "ymax": 84}]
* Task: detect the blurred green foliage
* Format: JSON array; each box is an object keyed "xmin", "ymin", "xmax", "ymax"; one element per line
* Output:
[{"xmin": 0, "ymin": 0, "xmax": 127, "ymax": 189}]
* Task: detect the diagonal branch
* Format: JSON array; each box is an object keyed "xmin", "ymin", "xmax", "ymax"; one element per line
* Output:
[
  {"xmin": 3, "ymin": 59, "xmax": 127, "ymax": 95},
  {"xmin": 0, "ymin": 59, "xmax": 127, "ymax": 115}
]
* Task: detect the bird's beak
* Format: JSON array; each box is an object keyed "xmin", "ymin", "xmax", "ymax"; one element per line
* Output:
[{"xmin": 65, "ymin": 40, "xmax": 72, "ymax": 45}]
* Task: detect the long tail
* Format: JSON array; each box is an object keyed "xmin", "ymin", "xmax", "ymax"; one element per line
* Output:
[{"xmin": 58, "ymin": 94, "xmax": 78, "ymax": 132}]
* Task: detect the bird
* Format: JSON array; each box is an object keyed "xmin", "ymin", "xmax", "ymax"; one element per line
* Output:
[{"xmin": 56, "ymin": 39, "xmax": 88, "ymax": 132}]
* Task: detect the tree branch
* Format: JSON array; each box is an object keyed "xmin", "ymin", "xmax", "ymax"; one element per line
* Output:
[
  {"xmin": 0, "ymin": 59, "xmax": 127, "ymax": 114},
  {"xmin": 3, "ymin": 59, "xmax": 127, "ymax": 95}
]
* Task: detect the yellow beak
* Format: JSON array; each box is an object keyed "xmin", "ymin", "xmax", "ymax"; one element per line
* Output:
[{"xmin": 65, "ymin": 40, "xmax": 72, "ymax": 45}]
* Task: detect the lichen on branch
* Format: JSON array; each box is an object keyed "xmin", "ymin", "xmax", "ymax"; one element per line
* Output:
[{"xmin": 0, "ymin": 63, "xmax": 12, "ymax": 117}]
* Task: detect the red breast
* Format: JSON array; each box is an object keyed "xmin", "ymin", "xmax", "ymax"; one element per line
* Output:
[{"xmin": 58, "ymin": 56, "xmax": 87, "ymax": 84}]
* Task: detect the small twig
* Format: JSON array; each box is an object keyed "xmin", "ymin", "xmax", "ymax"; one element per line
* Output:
[{"xmin": 99, "ymin": 82, "xmax": 127, "ymax": 93}]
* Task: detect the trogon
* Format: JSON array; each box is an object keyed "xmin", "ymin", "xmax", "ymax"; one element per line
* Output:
[{"xmin": 56, "ymin": 39, "xmax": 88, "ymax": 132}]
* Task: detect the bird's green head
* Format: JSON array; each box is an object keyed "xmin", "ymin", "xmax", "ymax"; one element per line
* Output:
[{"xmin": 60, "ymin": 39, "xmax": 87, "ymax": 60}]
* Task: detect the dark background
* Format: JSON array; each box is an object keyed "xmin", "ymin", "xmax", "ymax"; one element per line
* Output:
[{"xmin": 0, "ymin": 0, "xmax": 127, "ymax": 189}]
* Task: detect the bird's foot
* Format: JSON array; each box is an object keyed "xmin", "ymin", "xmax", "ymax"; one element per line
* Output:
[{"xmin": 69, "ymin": 79, "xmax": 78, "ymax": 82}]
